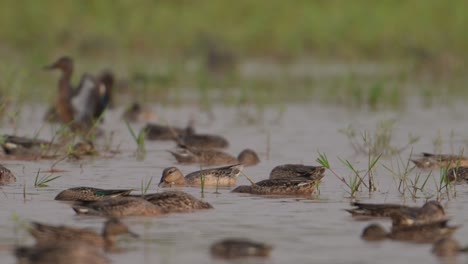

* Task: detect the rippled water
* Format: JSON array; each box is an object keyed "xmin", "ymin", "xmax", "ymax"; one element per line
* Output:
[{"xmin": 1, "ymin": 102, "xmax": 468, "ymax": 264}]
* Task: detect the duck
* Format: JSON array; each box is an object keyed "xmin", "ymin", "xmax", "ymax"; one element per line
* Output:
[
  {"xmin": 45, "ymin": 56, "xmax": 112, "ymax": 128},
  {"xmin": 446, "ymin": 166, "xmax": 468, "ymax": 182},
  {"xmin": 346, "ymin": 200, "xmax": 446, "ymax": 226},
  {"xmin": 1, "ymin": 135, "xmax": 55, "ymax": 159},
  {"xmin": 0, "ymin": 164, "xmax": 16, "ymax": 185},
  {"xmin": 72, "ymin": 196, "xmax": 167, "ymax": 217},
  {"xmin": 168, "ymin": 147, "xmax": 260, "ymax": 166},
  {"xmin": 15, "ymin": 241, "xmax": 110, "ymax": 264},
  {"xmin": 411, "ymin": 152, "xmax": 468, "ymax": 169},
  {"xmin": 121, "ymin": 102, "xmax": 157, "ymax": 123},
  {"xmin": 43, "ymin": 70, "xmax": 114, "ymax": 124},
  {"xmin": 29, "ymin": 218, "xmax": 138, "ymax": 251},
  {"xmin": 269, "ymin": 164, "xmax": 325, "ymax": 179},
  {"xmin": 232, "ymin": 174, "xmax": 324, "ymax": 196},
  {"xmin": 158, "ymin": 164, "xmax": 243, "ymax": 187},
  {"xmin": 210, "ymin": 238, "xmax": 272, "ymax": 259},
  {"xmin": 432, "ymin": 238, "xmax": 468, "ymax": 257},
  {"xmin": 95, "ymin": 70, "xmax": 115, "ymax": 114},
  {"xmin": 178, "ymin": 130, "xmax": 229, "ymax": 149},
  {"xmin": 132, "ymin": 190, "xmax": 213, "ymax": 213},
  {"xmin": 67, "ymin": 141, "xmax": 97, "ymax": 158},
  {"xmin": 143, "ymin": 123, "xmax": 192, "ymax": 141},
  {"xmin": 55, "ymin": 187, "xmax": 133, "ymax": 202},
  {"xmin": 361, "ymin": 220, "xmax": 458, "ymax": 244}
]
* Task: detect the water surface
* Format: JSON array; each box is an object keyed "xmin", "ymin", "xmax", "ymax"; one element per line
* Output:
[{"xmin": 1, "ymin": 103, "xmax": 468, "ymax": 264}]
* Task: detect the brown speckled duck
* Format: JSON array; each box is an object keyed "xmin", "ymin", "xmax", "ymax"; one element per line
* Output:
[
  {"xmin": 132, "ymin": 190, "xmax": 213, "ymax": 213},
  {"xmin": 346, "ymin": 200, "xmax": 446, "ymax": 226},
  {"xmin": 1, "ymin": 135, "xmax": 55, "ymax": 159},
  {"xmin": 210, "ymin": 238, "xmax": 273, "ymax": 259},
  {"xmin": 143, "ymin": 123, "xmax": 191, "ymax": 141},
  {"xmin": 432, "ymin": 238, "xmax": 468, "ymax": 257},
  {"xmin": 158, "ymin": 164, "xmax": 243, "ymax": 187},
  {"xmin": 361, "ymin": 220, "xmax": 458, "ymax": 244},
  {"xmin": 168, "ymin": 147, "xmax": 260, "ymax": 166},
  {"xmin": 72, "ymin": 196, "xmax": 167, "ymax": 217},
  {"xmin": 15, "ymin": 241, "xmax": 110, "ymax": 264},
  {"xmin": 269, "ymin": 164, "xmax": 325, "ymax": 179},
  {"xmin": 122, "ymin": 102, "xmax": 157, "ymax": 123},
  {"xmin": 0, "ymin": 164, "xmax": 16, "ymax": 185},
  {"xmin": 446, "ymin": 166, "xmax": 468, "ymax": 182},
  {"xmin": 29, "ymin": 218, "xmax": 138, "ymax": 251},
  {"xmin": 179, "ymin": 132, "xmax": 229, "ymax": 149},
  {"xmin": 232, "ymin": 174, "xmax": 324, "ymax": 196},
  {"xmin": 411, "ymin": 153, "xmax": 468, "ymax": 169},
  {"xmin": 55, "ymin": 187, "xmax": 133, "ymax": 202}
]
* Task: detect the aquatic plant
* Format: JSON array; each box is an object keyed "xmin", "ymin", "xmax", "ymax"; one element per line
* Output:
[
  {"xmin": 317, "ymin": 152, "xmax": 380, "ymax": 197},
  {"xmin": 200, "ymin": 174, "xmax": 205, "ymax": 197},
  {"xmin": 34, "ymin": 169, "xmax": 61, "ymax": 188},
  {"xmin": 435, "ymin": 167, "xmax": 456, "ymax": 200},
  {"xmin": 339, "ymin": 120, "xmax": 419, "ymax": 157},
  {"xmin": 125, "ymin": 121, "xmax": 146, "ymax": 158},
  {"xmin": 239, "ymin": 170, "xmax": 256, "ymax": 186},
  {"xmin": 384, "ymin": 149, "xmax": 460, "ymax": 200},
  {"xmin": 141, "ymin": 176, "xmax": 154, "ymax": 195},
  {"xmin": 383, "ymin": 151, "xmax": 431, "ymax": 200}
]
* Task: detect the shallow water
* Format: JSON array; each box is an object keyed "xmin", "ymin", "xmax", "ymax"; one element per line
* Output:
[{"xmin": 1, "ymin": 102, "xmax": 468, "ymax": 264}]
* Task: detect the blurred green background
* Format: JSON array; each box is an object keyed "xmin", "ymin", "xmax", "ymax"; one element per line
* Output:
[{"xmin": 1, "ymin": 0, "xmax": 467, "ymax": 108}]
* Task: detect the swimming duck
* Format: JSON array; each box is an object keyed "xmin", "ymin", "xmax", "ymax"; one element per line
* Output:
[
  {"xmin": 432, "ymin": 238, "xmax": 468, "ymax": 257},
  {"xmin": 179, "ymin": 131, "xmax": 229, "ymax": 149},
  {"xmin": 0, "ymin": 164, "xmax": 16, "ymax": 185},
  {"xmin": 122, "ymin": 102, "xmax": 157, "ymax": 123},
  {"xmin": 210, "ymin": 238, "xmax": 272, "ymax": 259},
  {"xmin": 144, "ymin": 123, "xmax": 191, "ymax": 141},
  {"xmin": 55, "ymin": 187, "xmax": 133, "ymax": 201},
  {"xmin": 132, "ymin": 190, "xmax": 213, "ymax": 213},
  {"xmin": 269, "ymin": 164, "xmax": 325, "ymax": 179},
  {"xmin": 346, "ymin": 200, "xmax": 446, "ymax": 226},
  {"xmin": 72, "ymin": 196, "xmax": 167, "ymax": 217},
  {"xmin": 1, "ymin": 135, "xmax": 55, "ymax": 159},
  {"xmin": 446, "ymin": 166, "xmax": 468, "ymax": 182},
  {"xmin": 361, "ymin": 220, "xmax": 458, "ymax": 244},
  {"xmin": 70, "ymin": 140, "xmax": 97, "ymax": 158},
  {"xmin": 15, "ymin": 241, "xmax": 110, "ymax": 264},
  {"xmin": 411, "ymin": 153, "xmax": 468, "ymax": 169},
  {"xmin": 29, "ymin": 218, "xmax": 138, "ymax": 251},
  {"xmin": 158, "ymin": 164, "xmax": 243, "ymax": 187},
  {"xmin": 232, "ymin": 174, "xmax": 324, "ymax": 196},
  {"xmin": 168, "ymin": 147, "xmax": 260, "ymax": 166}
]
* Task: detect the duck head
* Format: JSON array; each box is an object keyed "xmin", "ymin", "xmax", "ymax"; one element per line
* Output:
[
  {"xmin": 45, "ymin": 56, "xmax": 74, "ymax": 74},
  {"xmin": 159, "ymin": 167, "xmax": 185, "ymax": 187}
]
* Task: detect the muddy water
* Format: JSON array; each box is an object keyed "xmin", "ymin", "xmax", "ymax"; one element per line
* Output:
[{"xmin": 1, "ymin": 102, "xmax": 468, "ymax": 264}]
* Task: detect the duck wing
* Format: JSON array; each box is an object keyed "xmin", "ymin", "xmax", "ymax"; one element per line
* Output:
[{"xmin": 71, "ymin": 74, "xmax": 99, "ymax": 124}]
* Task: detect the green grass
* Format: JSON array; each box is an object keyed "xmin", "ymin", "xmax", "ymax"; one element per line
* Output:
[
  {"xmin": 383, "ymin": 150, "xmax": 431, "ymax": 199},
  {"xmin": 340, "ymin": 120, "xmax": 420, "ymax": 157},
  {"xmin": 0, "ymin": 1, "xmax": 467, "ymax": 108},
  {"xmin": 34, "ymin": 169, "xmax": 61, "ymax": 187},
  {"xmin": 125, "ymin": 121, "xmax": 146, "ymax": 158},
  {"xmin": 141, "ymin": 176, "xmax": 154, "ymax": 195}
]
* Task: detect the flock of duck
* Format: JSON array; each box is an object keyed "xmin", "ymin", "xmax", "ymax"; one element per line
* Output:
[{"xmin": 2, "ymin": 56, "xmax": 468, "ymax": 263}]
